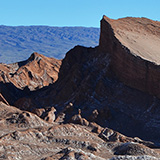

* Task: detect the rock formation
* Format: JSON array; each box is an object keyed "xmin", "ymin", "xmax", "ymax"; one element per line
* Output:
[
  {"xmin": 0, "ymin": 15, "xmax": 160, "ymax": 159},
  {"xmin": 0, "ymin": 52, "xmax": 61, "ymax": 106},
  {"xmin": 8, "ymin": 16, "xmax": 160, "ymax": 146},
  {"xmin": 0, "ymin": 101, "xmax": 159, "ymax": 159},
  {"xmin": 99, "ymin": 16, "xmax": 160, "ymax": 98},
  {"xmin": 0, "ymin": 52, "xmax": 61, "ymax": 91}
]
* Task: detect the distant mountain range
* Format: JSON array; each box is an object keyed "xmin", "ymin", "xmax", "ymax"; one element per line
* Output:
[{"xmin": 0, "ymin": 25, "xmax": 100, "ymax": 63}]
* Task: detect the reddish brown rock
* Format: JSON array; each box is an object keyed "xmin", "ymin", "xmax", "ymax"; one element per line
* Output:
[
  {"xmin": 55, "ymin": 112, "xmax": 65, "ymax": 124},
  {"xmin": 89, "ymin": 122, "xmax": 104, "ymax": 134},
  {"xmin": 0, "ymin": 101, "xmax": 50, "ymax": 133},
  {"xmin": 70, "ymin": 113, "xmax": 89, "ymax": 126},
  {"xmin": 60, "ymin": 148, "xmax": 90, "ymax": 160},
  {"xmin": 70, "ymin": 109, "xmax": 89, "ymax": 126},
  {"xmin": 43, "ymin": 107, "xmax": 56, "ymax": 123},
  {"xmin": 0, "ymin": 52, "xmax": 61, "ymax": 91},
  {"xmin": 0, "ymin": 102, "xmax": 158, "ymax": 159},
  {"xmin": 32, "ymin": 107, "xmax": 56, "ymax": 123},
  {"xmin": 98, "ymin": 127, "xmax": 155, "ymax": 148},
  {"xmin": 99, "ymin": 127, "xmax": 133, "ymax": 143}
]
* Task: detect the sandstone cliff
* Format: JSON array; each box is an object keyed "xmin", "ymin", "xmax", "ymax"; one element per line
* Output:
[{"xmin": 99, "ymin": 15, "xmax": 160, "ymax": 98}]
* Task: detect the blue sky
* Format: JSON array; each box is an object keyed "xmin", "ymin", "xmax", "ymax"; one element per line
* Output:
[{"xmin": 0, "ymin": 0, "xmax": 160, "ymax": 27}]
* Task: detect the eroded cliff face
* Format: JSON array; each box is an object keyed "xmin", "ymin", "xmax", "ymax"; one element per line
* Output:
[
  {"xmin": 10, "ymin": 17, "xmax": 160, "ymax": 144},
  {"xmin": 99, "ymin": 16, "xmax": 160, "ymax": 98}
]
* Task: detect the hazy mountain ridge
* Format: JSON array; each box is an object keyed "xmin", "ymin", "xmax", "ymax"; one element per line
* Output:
[{"xmin": 0, "ymin": 25, "xmax": 99, "ymax": 63}]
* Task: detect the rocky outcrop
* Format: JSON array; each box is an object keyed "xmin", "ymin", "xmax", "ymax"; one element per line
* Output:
[
  {"xmin": 43, "ymin": 107, "xmax": 56, "ymax": 123},
  {"xmin": 0, "ymin": 122, "xmax": 114, "ymax": 159},
  {"xmin": 0, "ymin": 107, "xmax": 158, "ymax": 160},
  {"xmin": 70, "ymin": 109, "xmax": 89, "ymax": 126},
  {"xmin": 99, "ymin": 16, "xmax": 160, "ymax": 98},
  {"xmin": 69, "ymin": 112, "xmax": 156, "ymax": 148},
  {"xmin": 57, "ymin": 147, "xmax": 91, "ymax": 160},
  {"xmin": 0, "ymin": 52, "xmax": 61, "ymax": 91},
  {"xmin": 0, "ymin": 52, "xmax": 61, "ymax": 106},
  {"xmin": 0, "ymin": 101, "xmax": 51, "ymax": 138}
]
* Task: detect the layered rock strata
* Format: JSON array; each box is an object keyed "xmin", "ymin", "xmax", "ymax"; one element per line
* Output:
[{"xmin": 0, "ymin": 52, "xmax": 61, "ymax": 91}]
